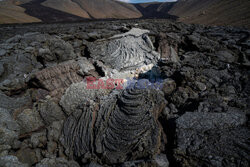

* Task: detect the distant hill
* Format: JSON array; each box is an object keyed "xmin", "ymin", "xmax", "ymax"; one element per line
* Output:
[
  {"xmin": 168, "ymin": 0, "xmax": 250, "ymax": 28},
  {"xmin": 0, "ymin": 0, "xmax": 249, "ymax": 29},
  {"xmin": 42, "ymin": 0, "xmax": 142, "ymax": 19},
  {"xmin": 20, "ymin": 0, "xmax": 88, "ymax": 22},
  {"xmin": 134, "ymin": 2, "xmax": 177, "ymax": 19},
  {"xmin": 0, "ymin": 0, "xmax": 142, "ymax": 23},
  {"xmin": 0, "ymin": 0, "xmax": 41, "ymax": 24},
  {"xmin": 134, "ymin": 0, "xmax": 250, "ymax": 28}
]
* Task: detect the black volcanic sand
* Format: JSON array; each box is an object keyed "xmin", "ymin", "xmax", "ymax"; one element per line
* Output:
[{"xmin": 0, "ymin": 19, "xmax": 249, "ymax": 167}]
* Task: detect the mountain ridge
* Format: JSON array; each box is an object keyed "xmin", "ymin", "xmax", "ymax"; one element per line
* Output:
[{"xmin": 0, "ymin": 0, "xmax": 249, "ymax": 28}]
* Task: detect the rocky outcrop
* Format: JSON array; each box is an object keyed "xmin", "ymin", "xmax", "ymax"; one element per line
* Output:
[
  {"xmin": 0, "ymin": 155, "xmax": 28, "ymax": 167},
  {"xmin": 156, "ymin": 33, "xmax": 179, "ymax": 62},
  {"xmin": 36, "ymin": 99, "xmax": 65, "ymax": 125},
  {"xmin": 88, "ymin": 28, "xmax": 160, "ymax": 71},
  {"xmin": 175, "ymin": 112, "xmax": 249, "ymax": 167},
  {"xmin": 30, "ymin": 61, "xmax": 84, "ymax": 98},
  {"xmin": 61, "ymin": 87, "xmax": 166, "ymax": 164},
  {"xmin": 0, "ymin": 20, "xmax": 249, "ymax": 167},
  {"xmin": 0, "ymin": 108, "xmax": 20, "ymax": 156},
  {"xmin": 59, "ymin": 81, "xmax": 110, "ymax": 116},
  {"xmin": 0, "ymin": 32, "xmax": 77, "ymax": 98},
  {"xmin": 35, "ymin": 157, "xmax": 80, "ymax": 167},
  {"xmin": 0, "ymin": 91, "xmax": 31, "ymax": 111},
  {"xmin": 16, "ymin": 108, "xmax": 44, "ymax": 135}
]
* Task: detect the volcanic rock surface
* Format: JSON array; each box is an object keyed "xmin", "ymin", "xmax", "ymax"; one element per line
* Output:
[
  {"xmin": 61, "ymin": 88, "xmax": 166, "ymax": 164},
  {"xmin": 0, "ymin": 19, "xmax": 249, "ymax": 167},
  {"xmin": 88, "ymin": 28, "xmax": 160, "ymax": 71}
]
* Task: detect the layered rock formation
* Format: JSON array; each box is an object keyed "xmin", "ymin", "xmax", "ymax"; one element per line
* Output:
[
  {"xmin": 61, "ymin": 88, "xmax": 166, "ymax": 164},
  {"xmin": 88, "ymin": 28, "xmax": 160, "ymax": 71},
  {"xmin": 0, "ymin": 20, "xmax": 249, "ymax": 167},
  {"xmin": 30, "ymin": 61, "xmax": 84, "ymax": 98}
]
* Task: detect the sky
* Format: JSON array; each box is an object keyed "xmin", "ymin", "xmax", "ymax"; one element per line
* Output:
[{"xmin": 118, "ymin": 0, "xmax": 177, "ymax": 3}]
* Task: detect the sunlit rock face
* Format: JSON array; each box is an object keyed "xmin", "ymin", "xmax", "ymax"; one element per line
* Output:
[
  {"xmin": 61, "ymin": 87, "xmax": 166, "ymax": 164},
  {"xmin": 88, "ymin": 28, "xmax": 160, "ymax": 71}
]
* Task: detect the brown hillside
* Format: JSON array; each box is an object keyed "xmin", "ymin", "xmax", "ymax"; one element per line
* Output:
[
  {"xmin": 72, "ymin": 0, "xmax": 142, "ymax": 19},
  {"xmin": 0, "ymin": 1, "xmax": 41, "ymax": 24},
  {"xmin": 0, "ymin": 0, "xmax": 249, "ymax": 28},
  {"xmin": 42, "ymin": 0, "xmax": 142, "ymax": 19},
  {"xmin": 42, "ymin": 0, "xmax": 90, "ymax": 18},
  {"xmin": 169, "ymin": 0, "xmax": 250, "ymax": 28}
]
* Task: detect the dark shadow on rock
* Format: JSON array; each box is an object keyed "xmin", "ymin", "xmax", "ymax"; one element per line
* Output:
[{"xmin": 158, "ymin": 117, "xmax": 180, "ymax": 167}]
